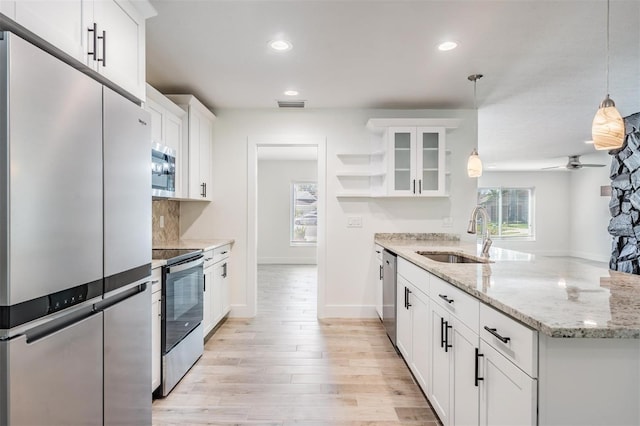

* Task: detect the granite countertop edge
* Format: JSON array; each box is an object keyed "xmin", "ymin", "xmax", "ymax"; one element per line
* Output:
[
  {"xmin": 153, "ymin": 238, "xmax": 235, "ymax": 252},
  {"xmin": 375, "ymin": 234, "xmax": 640, "ymax": 339}
]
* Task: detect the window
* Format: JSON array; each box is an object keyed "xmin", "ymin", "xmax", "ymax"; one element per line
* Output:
[
  {"xmin": 291, "ymin": 182, "xmax": 317, "ymax": 245},
  {"xmin": 477, "ymin": 187, "xmax": 534, "ymax": 239}
]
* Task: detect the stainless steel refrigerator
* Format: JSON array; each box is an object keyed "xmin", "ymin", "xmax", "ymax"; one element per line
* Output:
[{"xmin": 0, "ymin": 32, "xmax": 151, "ymax": 425}]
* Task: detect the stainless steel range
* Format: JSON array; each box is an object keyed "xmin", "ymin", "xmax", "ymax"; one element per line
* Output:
[{"xmin": 152, "ymin": 249, "xmax": 204, "ymax": 396}]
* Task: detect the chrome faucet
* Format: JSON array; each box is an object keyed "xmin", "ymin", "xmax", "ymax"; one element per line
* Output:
[{"xmin": 467, "ymin": 206, "xmax": 492, "ymax": 258}]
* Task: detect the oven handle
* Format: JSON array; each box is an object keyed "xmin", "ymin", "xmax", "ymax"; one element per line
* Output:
[{"xmin": 166, "ymin": 257, "xmax": 204, "ymax": 274}]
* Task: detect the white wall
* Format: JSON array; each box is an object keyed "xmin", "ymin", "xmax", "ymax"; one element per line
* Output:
[
  {"xmin": 479, "ymin": 171, "xmax": 571, "ymax": 256},
  {"xmin": 257, "ymin": 159, "xmax": 317, "ymax": 264},
  {"xmin": 180, "ymin": 108, "xmax": 478, "ymax": 318},
  {"xmin": 569, "ymin": 151, "xmax": 611, "ymax": 262}
]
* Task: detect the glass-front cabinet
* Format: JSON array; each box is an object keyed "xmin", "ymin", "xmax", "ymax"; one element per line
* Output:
[{"xmin": 387, "ymin": 127, "xmax": 446, "ymax": 196}]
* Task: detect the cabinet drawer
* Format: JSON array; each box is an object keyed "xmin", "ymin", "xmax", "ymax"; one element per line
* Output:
[
  {"xmin": 430, "ymin": 274, "xmax": 479, "ymax": 332},
  {"xmin": 375, "ymin": 244, "xmax": 383, "ymax": 261},
  {"xmin": 213, "ymin": 244, "xmax": 231, "ymax": 264},
  {"xmin": 398, "ymin": 257, "xmax": 429, "ymax": 295},
  {"xmin": 480, "ymin": 304, "xmax": 537, "ymax": 377},
  {"xmin": 151, "ymin": 266, "xmax": 162, "ymax": 294}
]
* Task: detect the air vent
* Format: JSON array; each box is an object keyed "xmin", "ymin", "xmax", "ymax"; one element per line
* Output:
[{"xmin": 277, "ymin": 100, "xmax": 305, "ymax": 108}]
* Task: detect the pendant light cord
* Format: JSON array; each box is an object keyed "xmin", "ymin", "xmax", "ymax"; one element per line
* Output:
[{"xmin": 606, "ymin": 0, "xmax": 610, "ymax": 95}]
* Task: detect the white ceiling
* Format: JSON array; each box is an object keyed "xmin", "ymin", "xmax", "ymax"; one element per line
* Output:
[{"xmin": 145, "ymin": 0, "xmax": 640, "ymax": 169}]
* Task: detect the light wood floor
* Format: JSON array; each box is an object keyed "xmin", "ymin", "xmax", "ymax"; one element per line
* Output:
[{"xmin": 153, "ymin": 264, "xmax": 439, "ymax": 425}]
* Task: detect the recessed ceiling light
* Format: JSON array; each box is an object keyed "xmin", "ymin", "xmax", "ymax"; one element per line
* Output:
[
  {"xmin": 269, "ymin": 39, "xmax": 292, "ymax": 52},
  {"xmin": 438, "ymin": 41, "xmax": 458, "ymax": 51},
  {"xmin": 284, "ymin": 90, "xmax": 299, "ymax": 96}
]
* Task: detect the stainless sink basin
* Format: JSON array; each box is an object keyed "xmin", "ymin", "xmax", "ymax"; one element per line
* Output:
[{"xmin": 416, "ymin": 251, "xmax": 490, "ymax": 264}]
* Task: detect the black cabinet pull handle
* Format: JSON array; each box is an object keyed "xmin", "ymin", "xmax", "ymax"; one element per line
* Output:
[
  {"xmin": 222, "ymin": 263, "xmax": 227, "ymax": 278},
  {"xmin": 412, "ymin": 179, "xmax": 416, "ymax": 194},
  {"xmin": 484, "ymin": 326, "xmax": 511, "ymax": 343},
  {"xmin": 440, "ymin": 317, "xmax": 445, "ymax": 348},
  {"xmin": 203, "ymin": 274, "xmax": 206, "ymax": 292},
  {"xmin": 445, "ymin": 321, "xmax": 452, "ymax": 352},
  {"xmin": 88, "ymin": 23, "xmax": 98, "ymax": 61},
  {"xmin": 475, "ymin": 347, "xmax": 484, "ymax": 387},
  {"xmin": 201, "ymin": 182, "xmax": 206, "ymax": 198},
  {"xmin": 379, "ymin": 265, "xmax": 383, "ymax": 280},
  {"xmin": 419, "ymin": 179, "xmax": 422, "ymax": 194},
  {"xmin": 403, "ymin": 287, "xmax": 408, "ymax": 309},
  {"xmin": 439, "ymin": 294, "xmax": 454, "ymax": 304},
  {"xmin": 97, "ymin": 30, "xmax": 106, "ymax": 67},
  {"xmin": 406, "ymin": 288, "xmax": 411, "ymax": 308}
]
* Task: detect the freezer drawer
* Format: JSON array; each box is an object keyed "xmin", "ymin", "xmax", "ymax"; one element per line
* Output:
[
  {"xmin": 1, "ymin": 310, "xmax": 103, "ymax": 426},
  {"xmin": 103, "ymin": 283, "xmax": 152, "ymax": 426}
]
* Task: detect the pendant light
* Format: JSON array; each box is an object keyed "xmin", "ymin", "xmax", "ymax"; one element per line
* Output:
[
  {"xmin": 467, "ymin": 74, "xmax": 483, "ymax": 178},
  {"xmin": 592, "ymin": 0, "xmax": 625, "ymax": 150}
]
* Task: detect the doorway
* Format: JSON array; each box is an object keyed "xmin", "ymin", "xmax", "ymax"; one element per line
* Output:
[{"xmin": 247, "ymin": 136, "xmax": 326, "ymax": 318}]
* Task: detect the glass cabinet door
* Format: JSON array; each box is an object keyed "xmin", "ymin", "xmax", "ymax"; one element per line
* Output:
[
  {"xmin": 389, "ymin": 128, "xmax": 416, "ymax": 195},
  {"xmin": 417, "ymin": 127, "xmax": 445, "ymax": 195}
]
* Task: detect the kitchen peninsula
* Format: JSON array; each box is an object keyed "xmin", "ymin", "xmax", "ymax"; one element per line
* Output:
[{"xmin": 376, "ymin": 233, "xmax": 640, "ymax": 426}]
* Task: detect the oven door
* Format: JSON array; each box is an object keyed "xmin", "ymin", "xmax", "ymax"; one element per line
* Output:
[{"xmin": 162, "ymin": 256, "xmax": 204, "ymax": 353}]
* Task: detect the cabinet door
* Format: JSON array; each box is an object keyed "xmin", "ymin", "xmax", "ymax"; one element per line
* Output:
[
  {"xmin": 146, "ymin": 98, "xmax": 164, "ymax": 145},
  {"xmin": 387, "ymin": 127, "xmax": 416, "ymax": 196},
  {"xmin": 451, "ymin": 319, "xmax": 480, "ymax": 426},
  {"xmin": 203, "ymin": 266, "xmax": 214, "ymax": 336},
  {"xmin": 479, "ymin": 341, "xmax": 537, "ymax": 426},
  {"xmin": 416, "ymin": 127, "xmax": 446, "ymax": 195},
  {"xmin": 151, "ymin": 290, "xmax": 161, "ymax": 391},
  {"xmin": 221, "ymin": 261, "xmax": 230, "ymax": 316},
  {"xmin": 396, "ymin": 278, "xmax": 412, "ymax": 361},
  {"xmin": 212, "ymin": 261, "xmax": 225, "ymax": 326},
  {"xmin": 94, "ymin": 0, "xmax": 145, "ymax": 99},
  {"xmin": 198, "ymin": 115, "xmax": 213, "ymax": 200},
  {"xmin": 410, "ymin": 290, "xmax": 430, "ymax": 394},
  {"xmin": 0, "ymin": 1, "xmax": 15, "ymax": 18},
  {"xmin": 14, "ymin": 0, "xmax": 89, "ymax": 63},
  {"xmin": 429, "ymin": 301, "xmax": 451, "ymax": 425},
  {"xmin": 375, "ymin": 253, "xmax": 383, "ymax": 320}
]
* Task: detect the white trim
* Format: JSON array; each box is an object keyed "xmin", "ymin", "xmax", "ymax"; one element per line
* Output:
[
  {"xmin": 323, "ymin": 304, "xmax": 379, "ymax": 319},
  {"xmin": 258, "ymin": 257, "xmax": 317, "ymax": 265},
  {"xmin": 248, "ymin": 135, "xmax": 327, "ymax": 319}
]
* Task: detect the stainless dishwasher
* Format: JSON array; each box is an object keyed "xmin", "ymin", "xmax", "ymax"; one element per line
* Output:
[{"xmin": 382, "ymin": 250, "xmax": 397, "ymax": 346}]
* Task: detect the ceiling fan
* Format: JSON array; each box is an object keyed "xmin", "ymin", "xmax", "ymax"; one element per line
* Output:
[{"xmin": 542, "ymin": 155, "xmax": 606, "ymax": 170}]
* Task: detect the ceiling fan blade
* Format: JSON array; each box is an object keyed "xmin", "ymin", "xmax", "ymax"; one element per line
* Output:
[
  {"xmin": 580, "ymin": 164, "xmax": 606, "ymax": 167},
  {"xmin": 541, "ymin": 165, "xmax": 564, "ymax": 170}
]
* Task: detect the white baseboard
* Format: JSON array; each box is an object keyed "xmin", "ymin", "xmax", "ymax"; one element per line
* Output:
[
  {"xmin": 258, "ymin": 257, "xmax": 317, "ymax": 265},
  {"xmin": 227, "ymin": 304, "xmax": 255, "ymax": 318},
  {"xmin": 320, "ymin": 304, "xmax": 378, "ymax": 319},
  {"xmin": 568, "ymin": 250, "xmax": 610, "ymax": 263}
]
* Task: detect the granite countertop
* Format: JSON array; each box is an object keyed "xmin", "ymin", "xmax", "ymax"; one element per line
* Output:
[
  {"xmin": 152, "ymin": 238, "xmax": 234, "ymax": 252},
  {"xmin": 376, "ymin": 234, "xmax": 640, "ymax": 339}
]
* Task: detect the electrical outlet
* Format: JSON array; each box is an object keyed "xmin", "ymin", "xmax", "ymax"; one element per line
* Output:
[
  {"xmin": 159, "ymin": 215, "xmax": 165, "ymax": 228},
  {"xmin": 347, "ymin": 216, "xmax": 363, "ymax": 228}
]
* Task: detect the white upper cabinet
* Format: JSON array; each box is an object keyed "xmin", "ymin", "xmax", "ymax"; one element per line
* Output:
[
  {"xmin": 167, "ymin": 95, "xmax": 215, "ymax": 201},
  {"xmin": 387, "ymin": 126, "xmax": 446, "ymax": 196},
  {"xmin": 92, "ymin": 0, "xmax": 146, "ymax": 100},
  {"xmin": 9, "ymin": 0, "xmax": 155, "ymax": 101},
  {"xmin": 366, "ymin": 118, "xmax": 459, "ymax": 197},
  {"xmin": 14, "ymin": 1, "xmax": 88, "ymax": 60}
]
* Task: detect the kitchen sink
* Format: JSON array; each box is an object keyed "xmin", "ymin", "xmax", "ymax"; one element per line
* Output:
[{"xmin": 416, "ymin": 251, "xmax": 490, "ymax": 264}]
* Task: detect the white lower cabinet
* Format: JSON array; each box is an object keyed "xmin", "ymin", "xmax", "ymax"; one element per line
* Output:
[
  {"xmin": 428, "ymin": 301, "xmax": 451, "ymax": 425},
  {"xmin": 451, "ymin": 318, "xmax": 480, "ymax": 426},
  {"xmin": 374, "ymin": 245, "xmax": 383, "ymax": 319},
  {"xmin": 478, "ymin": 340, "xmax": 536, "ymax": 426},
  {"xmin": 151, "ymin": 266, "xmax": 162, "ymax": 392},
  {"xmin": 203, "ymin": 245, "xmax": 231, "ymax": 340}
]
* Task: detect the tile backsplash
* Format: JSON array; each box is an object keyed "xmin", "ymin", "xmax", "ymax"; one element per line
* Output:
[{"xmin": 152, "ymin": 200, "xmax": 180, "ymax": 245}]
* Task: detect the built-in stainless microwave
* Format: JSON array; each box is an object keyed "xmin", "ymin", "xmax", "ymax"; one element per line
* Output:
[{"xmin": 152, "ymin": 143, "xmax": 176, "ymax": 198}]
